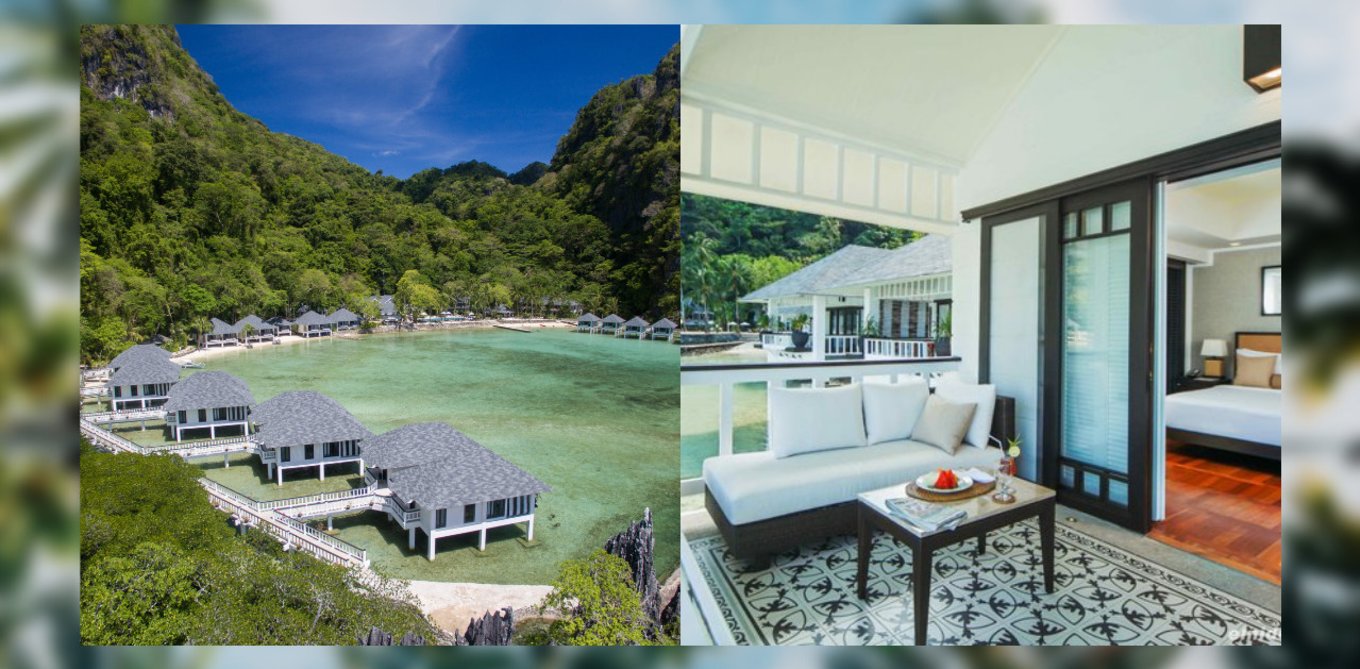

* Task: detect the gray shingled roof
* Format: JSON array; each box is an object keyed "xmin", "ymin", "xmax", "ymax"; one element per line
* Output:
[
  {"xmin": 601, "ymin": 314, "xmax": 624, "ymax": 325},
  {"xmin": 293, "ymin": 310, "xmax": 335, "ymax": 327},
  {"xmin": 623, "ymin": 316, "xmax": 650, "ymax": 328},
  {"xmin": 109, "ymin": 356, "xmax": 181, "ymax": 386},
  {"xmin": 652, "ymin": 318, "xmax": 678, "ymax": 329},
  {"xmin": 252, "ymin": 391, "xmax": 372, "ymax": 448},
  {"xmin": 383, "ymin": 424, "xmax": 550, "ymax": 508},
  {"xmin": 209, "ymin": 317, "xmax": 240, "ymax": 336},
  {"xmin": 363, "ymin": 422, "xmax": 481, "ymax": 471},
  {"xmin": 370, "ymin": 295, "xmax": 397, "ymax": 317},
  {"xmin": 837, "ymin": 234, "xmax": 952, "ymax": 288},
  {"xmin": 741, "ymin": 235, "xmax": 952, "ymax": 301},
  {"xmin": 235, "ymin": 314, "xmax": 277, "ymax": 332},
  {"xmin": 162, "ymin": 371, "xmax": 254, "ymax": 412},
  {"xmin": 109, "ymin": 344, "xmax": 171, "ymax": 370},
  {"xmin": 329, "ymin": 308, "xmax": 359, "ymax": 322},
  {"xmin": 577, "ymin": 313, "xmax": 600, "ymax": 324}
]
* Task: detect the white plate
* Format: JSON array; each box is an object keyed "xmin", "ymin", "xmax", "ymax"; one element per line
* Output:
[{"xmin": 915, "ymin": 471, "xmax": 974, "ymax": 494}]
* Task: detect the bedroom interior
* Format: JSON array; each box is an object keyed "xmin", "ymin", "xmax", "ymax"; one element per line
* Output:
[{"xmin": 1153, "ymin": 161, "xmax": 1282, "ymax": 583}]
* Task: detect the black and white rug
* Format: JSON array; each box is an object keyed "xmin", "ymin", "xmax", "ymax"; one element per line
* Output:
[{"xmin": 691, "ymin": 519, "xmax": 1281, "ymax": 645}]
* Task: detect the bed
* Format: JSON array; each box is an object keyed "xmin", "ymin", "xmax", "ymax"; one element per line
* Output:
[{"xmin": 1165, "ymin": 332, "xmax": 1281, "ymax": 461}]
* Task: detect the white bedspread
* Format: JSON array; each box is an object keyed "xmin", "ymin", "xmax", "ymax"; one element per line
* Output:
[{"xmin": 1165, "ymin": 385, "xmax": 1282, "ymax": 447}]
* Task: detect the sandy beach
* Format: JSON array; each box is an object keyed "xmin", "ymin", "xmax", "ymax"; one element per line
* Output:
[
  {"xmin": 404, "ymin": 580, "xmax": 553, "ymax": 637},
  {"xmin": 177, "ymin": 319, "xmax": 575, "ymax": 363}
]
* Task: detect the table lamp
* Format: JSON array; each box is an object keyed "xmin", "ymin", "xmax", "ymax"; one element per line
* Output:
[{"xmin": 1201, "ymin": 338, "xmax": 1228, "ymax": 378}]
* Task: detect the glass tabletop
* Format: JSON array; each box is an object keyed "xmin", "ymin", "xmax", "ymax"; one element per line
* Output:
[{"xmin": 858, "ymin": 475, "xmax": 1055, "ymax": 536}]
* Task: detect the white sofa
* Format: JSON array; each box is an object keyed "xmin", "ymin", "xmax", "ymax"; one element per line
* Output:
[{"xmin": 702, "ymin": 380, "xmax": 1014, "ymax": 564}]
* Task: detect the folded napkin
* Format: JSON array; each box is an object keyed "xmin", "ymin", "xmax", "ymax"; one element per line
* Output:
[{"xmin": 959, "ymin": 467, "xmax": 995, "ymax": 484}]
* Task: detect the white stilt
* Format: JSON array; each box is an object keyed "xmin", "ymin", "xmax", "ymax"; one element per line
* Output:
[
  {"xmin": 267, "ymin": 463, "xmax": 273, "ymax": 479},
  {"xmin": 326, "ymin": 515, "xmax": 333, "ymax": 531},
  {"xmin": 224, "ymin": 453, "xmax": 229, "ymax": 468},
  {"xmin": 319, "ymin": 462, "xmax": 325, "ymax": 481},
  {"xmin": 277, "ymin": 464, "xmax": 283, "ymax": 486},
  {"xmin": 527, "ymin": 516, "xmax": 535, "ymax": 541},
  {"xmin": 210, "ymin": 425, "xmax": 217, "ymax": 439},
  {"xmin": 478, "ymin": 528, "xmax": 487, "ymax": 551},
  {"xmin": 408, "ymin": 527, "xmax": 415, "ymax": 549},
  {"xmin": 427, "ymin": 533, "xmax": 436, "ymax": 561}
]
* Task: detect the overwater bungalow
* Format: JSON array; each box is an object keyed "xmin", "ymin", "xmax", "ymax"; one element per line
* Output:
[
  {"xmin": 108, "ymin": 343, "xmax": 171, "ymax": 372},
  {"xmin": 622, "ymin": 316, "xmax": 650, "ymax": 338},
  {"xmin": 651, "ymin": 318, "xmax": 678, "ymax": 341},
  {"xmin": 369, "ymin": 294, "xmax": 398, "ymax": 323},
  {"xmin": 362, "ymin": 422, "xmax": 550, "ymax": 560},
  {"xmin": 162, "ymin": 371, "xmax": 254, "ymax": 441},
  {"xmin": 234, "ymin": 314, "xmax": 277, "ymax": 343},
  {"xmin": 251, "ymin": 391, "xmax": 371, "ymax": 485},
  {"xmin": 329, "ymin": 308, "xmax": 361, "ymax": 330},
  {"xmin": 108, "ymin": 356, "xmax": 181, "ymax": 411},
  {"xmin": 576, "ymin": 312, "xmax": 601, "ymax": 333},
  {"xmin": 271, "ymin": 317, "xmax": 293, "ymax": 337},
  {"xmin": 205, "ymin": 317, "xmax": 241, "ymax": 348},
  {"xmin": 291, "ymin": 310, "xmax": 335, "ymax": 338},
  {"xmin": 598, "ymin": 314, "xmax": 624, "ymax": 335}
]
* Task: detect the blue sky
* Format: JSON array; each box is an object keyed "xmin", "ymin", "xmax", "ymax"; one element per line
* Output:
[{"xmin": 177, "ymin": 25, "xmax": 678, "ymax": 178}]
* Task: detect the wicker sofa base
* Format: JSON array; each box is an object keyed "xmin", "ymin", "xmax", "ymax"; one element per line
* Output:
[{"xmin": 705, "ymin": 489, "xmax": 857, "ymax": 566}]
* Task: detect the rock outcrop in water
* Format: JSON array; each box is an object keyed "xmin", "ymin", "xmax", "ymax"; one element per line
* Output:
[
  {"xmin": 604, "ymin": 507, "xmax": 661, "ymax": 627},
  {"xmin": 357, "ymin": 627, "xmax": 425, "ymax": 646},
  {"xmin": 454, "ymin": 607, "xmax": 515, "ymax": 646}
]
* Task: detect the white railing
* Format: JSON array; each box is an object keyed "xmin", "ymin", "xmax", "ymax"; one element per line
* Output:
[
  {"xmin": 146, "ymin": 436, "xmax": 254, "ymax": 458},
  {"xmin": 824, "ymin": 335, "xmax": 862, "ymax": 356},
  {"xmin": 83, "ymin": 408, "xmax": 166, "ymax": 424},
  {"xmin": 680, "ymin": 357, "xmax": 961, "ymax": 466},
  {"xmin": 199, "ymin": 478, "xmax": 368, "ymax": 567},
  {"xmin": 258, "ymin": 447, "xmax": 277, "ymax": 463},
  {"xmin": 863, "ymin": 337, "xmax": 934, "ymax": 359},
  {"xmin": 259, "ymin": 485, "xmax": 375, "ymax": 512},
  {"xmin": 383, "ymin": 496, "xmax": 422, "ymax": 524},
  {"xmin": 79, "ymin": 418, "xmax": 141, "ymax": 454}
]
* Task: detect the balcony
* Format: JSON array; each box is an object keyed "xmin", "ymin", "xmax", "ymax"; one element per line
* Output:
[{"xmin": 680, "ymin": 356, "xmax": 961, "ymax": 483}]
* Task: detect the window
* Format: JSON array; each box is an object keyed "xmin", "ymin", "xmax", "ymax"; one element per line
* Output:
[
  {"xmin": 304, "ymin": 444, "xmax": 314, "ymax": 460},
  {"xmin": 464, "ymin": 504, "xmax": 476, "ymax": 523},
  {"xmin": 130, "ymin": 385, "xmax": 139, "ymax": 397},
  {"xmin": 177, "ymin": 410, "xmax": 186, "ymax": 424},
  {"xmin": 281, "ymin": 446, "xmax": 291, "ymax": 462},
  {"xmin": 113, "ymin": 386, "xmax": 122, "ymax": 398},
  {"xmin": 198, "ymin": 409, "xmax": 207, "ymax": 422},
  {"xmin": 487, "ymin": 499, "xmax": 507, "ymax": 519},
  {"xmin": 435, "ymin": 509, "xmax": 447, "ymax": 529},
  {"xmin": 213, "ymin": 407, "xmax": 227, "ymax": 421},
  {"xmin": 324, "ymin": 442, "xmax": 338, "ymax": 458}
]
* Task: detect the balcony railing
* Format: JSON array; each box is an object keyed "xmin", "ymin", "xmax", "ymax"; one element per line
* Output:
[
  {"xmin": 863, "ymin": 337, "xmax": 934, "ymax": 359},
  {"xmin": 680, "ymin": 357, "xmax": 961, "ymax": 484},
  {"xmin": 824, "ymin": 334, "xmax": 862, "ymax": 356}
]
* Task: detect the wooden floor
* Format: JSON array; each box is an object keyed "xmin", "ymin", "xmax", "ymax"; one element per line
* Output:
[{"xmin": 1148, "ymin": 440, "xmax": 1281, "ymax": 584}]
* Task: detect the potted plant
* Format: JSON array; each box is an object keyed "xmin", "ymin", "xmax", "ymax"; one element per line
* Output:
[
  {"xmin": 790, "ymin": 313, "xmax": 811, "ymax": 350},
  {"xmin": 934, "ymin": 311, "xmax": 952, "ymax": 357}
]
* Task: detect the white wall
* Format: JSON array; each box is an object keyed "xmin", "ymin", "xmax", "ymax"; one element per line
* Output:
[
  {"xmin": 958, "ymin": 25, "xmax": 1281, "ymax": 212},
  {"xmin": 951, "ymin": 222, "xmax": 981, "ymax": 383}
]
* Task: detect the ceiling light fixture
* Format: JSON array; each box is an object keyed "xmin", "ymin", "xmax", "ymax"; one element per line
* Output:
[{"xmin": 1244, "ymin": 25, "xmax": 1282, "ymax": 92}]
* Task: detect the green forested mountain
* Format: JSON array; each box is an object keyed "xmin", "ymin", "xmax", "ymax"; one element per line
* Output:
[
  {"xmin": 78, "ymin": 25, "xmax": 678, "ymax": 364},
  {"xmin": 680, "ymin": 193, "xmax": 917, "ymax": 325}
]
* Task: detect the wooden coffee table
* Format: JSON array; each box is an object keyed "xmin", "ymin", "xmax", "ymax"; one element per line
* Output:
[{"xmin": 856, "ymin": 476, "xmax": 1056, "ymax": 645}]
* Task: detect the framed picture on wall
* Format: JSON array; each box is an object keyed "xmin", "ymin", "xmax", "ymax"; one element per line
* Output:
[{"xmin": 1262, "ymin": 265, "xmax": 1282, "ymax": 316}]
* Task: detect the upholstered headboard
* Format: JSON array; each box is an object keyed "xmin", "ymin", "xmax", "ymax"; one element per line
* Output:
[{"xmin": 1235, "ymin": 331, "xmax": 1282, "ymax": 388}]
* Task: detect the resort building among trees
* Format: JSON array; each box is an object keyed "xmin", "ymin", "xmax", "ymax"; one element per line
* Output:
[
  {"xmin": 622, "ymin": 316, "xmax": 650, "ymax": 338},
  {"xmin": 162, "ymin": 371, "xmax": 254, "ymax": 441},
  {"xmin": 291, "ymin": 310, "xmax": 336, "ymax": 338},
  {"xmin": 576, "ymin": 312, "xmax": 600, "ymax": 332},
  {"xmin": 108, "ymin": 356, "xmax": 181, "ymax": 411},
  {"xmin": 741, "ymin": 234, "xmax": 953, "ymax": 361},
  {"xmin": 205, "ymin": 317, "xmax": 241, "ymax": 348},
  {"xmin": 329, "ymin": 308, "xmax": 361, "ymax": 330},
  {"xmin": 234, "ymin": 314, "xmax": 277, "ymax": 343},
  {"xmin": 251, "ymin": 391, "xmax": 371, "ymax": 485},
  {"xmin": 362, "ymin": 422, "xmax": 551, "ymax": 560},
  {"xmin": 651, "ymin": 318, "xmax": 677, "ymax": 340},
  {"xmin": 108, "ymin": 343, "xmax": 172, "ymax": 372},
  {"xmin": 599, "ymin": 314, "xmax": 624, "ymax": 335}
]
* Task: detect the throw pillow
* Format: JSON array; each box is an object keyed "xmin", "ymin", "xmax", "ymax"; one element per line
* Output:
[
  {"xmin": 935, "ymin": 377, "xmax": 997, "ymax": 448},
  {"xmin": 910, "ymin": 395, "xmax": 977, "ymax": 455},
  {"xmin": 768, "ymin": 383, "xmax": 867, "ymax": 458},
  {"xmin": 862, "ymin": 377, "xmax": 930, "ymax": 445},
  {"xmin": 1234, "ymin": 353, "xmax": 1275, "ymax": 388}
]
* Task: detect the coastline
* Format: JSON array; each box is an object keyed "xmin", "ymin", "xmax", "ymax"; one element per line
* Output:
[{"xmin": 179, "ymin": 318, "xmax": 577, "ymax": 363}]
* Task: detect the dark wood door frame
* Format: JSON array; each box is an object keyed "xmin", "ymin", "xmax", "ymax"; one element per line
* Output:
[{"xmin": 973, "ymin": 123, "xmax": 1280, "ymax": 534}]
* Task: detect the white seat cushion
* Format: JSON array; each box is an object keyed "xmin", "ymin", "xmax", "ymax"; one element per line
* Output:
[
  {"xmin": 935, "ymin": 377, "xmax": 997, "ymax": 449},
  {"xmin": 704, "ymin": 440, "xmax": 1001, "ymax": 525},
  {"xmin": 768, "ymin": 383, "xmax": 866, "ymax": 458},
  {"xmin": 862, "ymin": 378, "xmax": 930, "ymax": 445}
]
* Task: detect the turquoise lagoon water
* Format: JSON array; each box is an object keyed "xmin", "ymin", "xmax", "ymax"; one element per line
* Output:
[
  {"xmin": 195, "ymin": 328, "xmax": 678, "ymax": 584},
  {"xmin": 680, "ymin": 347, "xmax": 770, "ymax": 480}
]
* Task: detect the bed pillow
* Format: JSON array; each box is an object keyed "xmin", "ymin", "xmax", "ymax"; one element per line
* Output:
[
  {"xmin": 934, "ymin": 377, "xmax": 997, "ymax": 449},
  {"xmin": 1238, "ymin": 348, "xmax": 1283, "ymax": 375},
  {"xmin": 768, "ymin": 383, "xmax": 867, "ymax": 458},
  {"xmin": 910, "ymin": 395, "xmax": 977, "ymax": 455},
  {"xmin": 862, "ymin": 378, "xmax": 930, "ymax": 445},
  {"xmin": 1234, "ymin": 354, "xmax": 1275, "ymax": 388}
]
